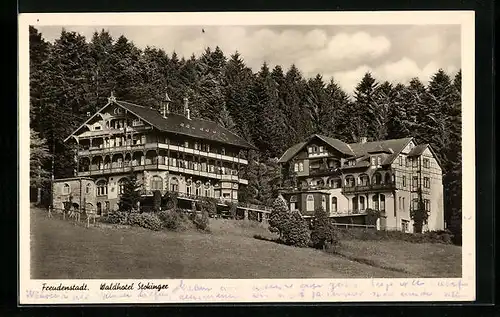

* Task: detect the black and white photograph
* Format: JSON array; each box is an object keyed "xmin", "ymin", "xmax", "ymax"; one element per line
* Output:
[{"xmin": 19, "ymin": 11, "xmax": 475, "ymax": 303}]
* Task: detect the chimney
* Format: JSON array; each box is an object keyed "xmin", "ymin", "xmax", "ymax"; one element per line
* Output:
[
  {"xmin": 360, "ymin": 137, "xmax": 367, "ymax": 144},
  {"xmin": 186, "ymin": 108, "xmax": 191, "ymax": 120},
  {"xmin": 183, "ymin": 97, "xmax": 191, "ymax": 119}
]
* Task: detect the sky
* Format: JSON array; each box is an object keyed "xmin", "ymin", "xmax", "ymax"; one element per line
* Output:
[{"xmin": 37, "ymin": 24, "xmax": 461, "ymax": 94}]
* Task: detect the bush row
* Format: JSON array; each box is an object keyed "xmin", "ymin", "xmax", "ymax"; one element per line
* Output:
[
  {"xmin": 100, "ymin": 209, "xmax": 209, "ymax": 232},
  {"xmin": 335, "ymin": 227, "xmax": 454, "ymax": 244}
]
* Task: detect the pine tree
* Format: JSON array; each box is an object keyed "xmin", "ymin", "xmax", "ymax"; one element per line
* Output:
[
  {"xmin": 386, "ymin": 83, "xmax": 412, "ymax": 139},
  {"xmin": 323, "ymin": 78, "xmax": 353, "ymax": 141},
  {"xmin": 30, "ymin": 129, "xmax": 52, "ymax": 188},
  {"xmin": 268, "ymin": 196, "xmax": 292, "ymax": 242},
  {"xmin": 251, "ymin": 62, "xmax": 288, "ymax": 157},
  {"xmin": 310, "ymin": 205, "xmax": 332, "ymax": 249},
  {"xmin": 352, "ymin": 72, "xmax": 380, "ymax": 141},
  {"xmin": 118, "ymin": 172, "xmax": 142, "ymax": 212},
  {"xmin": 223, "ymin": 52, "xmax": 255, "ymax": 140}
]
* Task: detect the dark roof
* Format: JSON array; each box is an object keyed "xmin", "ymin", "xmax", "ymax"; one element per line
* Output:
[
  {"xmin": 278, "ymin": 141, "xmax": 307, "ymax": 163},
  {"xmin": 69, "ymin": 100, "xmax": 256, "ymax": 150},
  {"xmin": 278, "ymin": 134, "xmax": 413, "ymax": 165},
  {"xmin": 348, "ymin": 137, "xmax": 412, "ymax": 165},
  {"xmin": 408, "ymin": 144, "xmax": 428, "ymax": 157},
  {"xmin": 278, "ymin": 134, "xmax": 354, "ymax": 163}
]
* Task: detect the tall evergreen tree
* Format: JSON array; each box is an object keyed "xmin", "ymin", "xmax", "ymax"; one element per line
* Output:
[{"xmin": 352, "ymin": 72, "xmax": 380, "ymax": 141}]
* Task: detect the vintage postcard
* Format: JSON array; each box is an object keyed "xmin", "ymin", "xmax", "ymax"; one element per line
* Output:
[{"xmin": 19, "ymin": 11, "xmax": 475, "ymax": 304}]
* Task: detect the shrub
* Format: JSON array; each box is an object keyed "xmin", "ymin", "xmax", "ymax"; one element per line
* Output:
[
  {"xmin": 158, "ymin": 209, "xmax": 189, "ymax": 231},
  {"xmin": 100, "ymin": 211, "xmax": 129, "ymax": 225},
  {"xmin": 128, "ymin": 212, "xmax": 162, "ymax": 231},
  {"xmin": 193, "ymin": 210, "xmax": 210, "ymax": 232},
  {"xmin": 310, "ymin": 206, "xmax": 330, "ymax": 249},
  {"xmin": 283, "ymin": 211, "xmax": 310, "ymax": 247},
  {"xmin": 268, "ymin": 197, "xmax": 293, "ymax": 242}
]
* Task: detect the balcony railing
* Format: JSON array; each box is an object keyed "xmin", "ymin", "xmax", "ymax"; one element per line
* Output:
[
  {"xmin": 330, "ymin": 209, "xmax": 368, "ymax": 216},
  {"xmin": 78, "ymin": 142, "xmax": 248, "ymax": 165},
  {"xmin": 77, "ymin": 164, "xmax": 249, "ymax": 185},
  {"xmin": 309, "ymin": 167, "xmax": 341, "ymax": 176},
  {"xmin": 342, "ymin": 183, "xmax": 396, "ymax": 194}
]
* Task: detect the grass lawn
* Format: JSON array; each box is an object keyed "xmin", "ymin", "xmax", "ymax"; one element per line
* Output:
[{"xmin": 29, "ymin": 207, "xmax": 461, "ymax": 279}]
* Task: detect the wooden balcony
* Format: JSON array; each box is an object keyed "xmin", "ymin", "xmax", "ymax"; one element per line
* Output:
[
  {"xmin": 342, "ymin": 183, "xmax": 396, "ymax": 194},
  {"xmin": 78, "ymin": 142, "xmax": 248, "ymax": 165},
  {"xmin": 77, "ymin": 163, "xmax": 249, "ymax": 185}
]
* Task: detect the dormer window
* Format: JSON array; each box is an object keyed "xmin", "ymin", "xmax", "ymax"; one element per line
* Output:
[
  {"xmin": 132, "ymin": 119, "xmax": 143, "ymax": 127},
  {"xmin": 319, "ymin": 146, "xmax": 324, "ymax": 153},
  {"xmin": 308, "ymin": 147, "xmax": 313, "ymax": 154},
  {"xmin": 377, "ymin": 156, "xmax": 382, "ymax": 165},
  {"xmin": 371, "ymin": 157, "xmax": 376, "ymax": 166}
]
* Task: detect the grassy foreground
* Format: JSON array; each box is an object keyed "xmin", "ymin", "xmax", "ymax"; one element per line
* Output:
[{"xmin": 30, "ymin": 208, "xmax": 461, "ymax": 279}]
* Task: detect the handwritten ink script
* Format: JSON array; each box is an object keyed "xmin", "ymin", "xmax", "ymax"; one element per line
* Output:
[{"xmin": 21, "ymin": 278, "xmax": 472, "ymax": 303}]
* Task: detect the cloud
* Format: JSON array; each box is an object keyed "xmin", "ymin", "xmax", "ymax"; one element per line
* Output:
[
  {"xmin": 36, "ymin": 24, "xmax": 461, "ymax": 96},
  {"xmin": 330, "ymin": 57, "xmax": 459, "ymax": 93}
]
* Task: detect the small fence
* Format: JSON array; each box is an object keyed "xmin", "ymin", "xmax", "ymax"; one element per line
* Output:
[
  {"xmin": 330, "ymin": 223, "xmax": 376, "ymax": 229},
  {"xmin": 46, "ymin": 207, "xmax": 99, "ymax": 228}
]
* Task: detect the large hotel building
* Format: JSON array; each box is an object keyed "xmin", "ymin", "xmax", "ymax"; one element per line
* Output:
[
  {"xmin": 277, "ymin": 134, "xmax": 445, "ymax": 233},
  {"xmin": 52, "ymin": 93, "xmax": 260, "ymax": 216}
]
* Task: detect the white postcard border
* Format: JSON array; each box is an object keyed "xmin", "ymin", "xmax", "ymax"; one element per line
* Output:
[{"xmin": 18, "ymin": 11, "xmax": 476, "ymax": 304}]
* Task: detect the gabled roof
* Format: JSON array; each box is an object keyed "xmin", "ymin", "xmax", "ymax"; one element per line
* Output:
[
  {"xmin": 348, "ymin": 137, "xmax": 413, "ymax": 165},
  {"xmin": 65, "ymin": 100, "xmax": 257, "ymax": 150},
  {"xmin": 278, "ymin": 134, "xmax": 411, "ymax": 165},
  {"xmin": 408, "ymin": 144, "xmax": 428, "ymax": 157},
  {"xmin": 278, "ymin": 134, "xmax": 354, "ymax": 163}
]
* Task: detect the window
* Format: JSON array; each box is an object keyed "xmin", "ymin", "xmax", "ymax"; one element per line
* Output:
[
  {"xmin": 96, "ymin": 180, "xmax": 107, "ymax": 196},
  {"xmin": 290, "ymin": 195, "xmax": 297, "ymax": 211},
  {"xmin": 402, "ymin": 197, "xmax": 405, "ymax": 210},
  {"xmin": 221, "ymin": 147, "xmax": 226, "ymax": 155},
  {"xmin": 377, "ymin": 156, "xmax": 382, "ymax": 165},
  {"xmin": 63, "ymin": 183, "xmax": 70, "ymax": 195},
  {"xmin": 184, "ymin": 141, "xmax": 189, "ymax": 148},
  {"xmin": 423, "ymin": 158, "xmax": 430, "ymax": 168},
  {"xmin": 359, "ymin": 174, "xmax": 369, "ymax": 186},
  {"xmin": 299, "ymin": 162, "xmax": 304, "ymax": 172},
  {"xmin": 170, "ymin": 178, "xmax": 179, "ymax": 192},
  {"xmin": 425, "ymin": 199, "xmax": 431, "ymax": 212},
  {"xmin": 412, "ymin": 198, "xmax": 419, "ymax": 210},
  {"xmin": 118, "ymin": 178, "xmax": 127, "ymax": 195},
  {"xmin": 151, "ymin": 176, "xmax": 163, "ymax": 191},
  {"xmin": 330, "ymin": 178, "xmax": 341, "ymax": 188},
  {"xmin": 85, "ymin": 183, "xmax": 92, "ymax": 194},
  {"xmin": 373, "ymin": 173, "xmax": 382, "ymax": 185},
  {"xmin": 306, "ymin": 194, "xmax": 315, "ymax": 212},
  {"xmin": 308, "ymin": 147, "xmax": 313, "ymax": 153},
  {"xmin": 371, "ymin": 157, "xmax": 376, "ymax": 166},
  {"xmin": 399, "ymin": 156, "xmax": 403, "ymax": 166},
  {"xmin": 132, "ymin": 119, "xmax": 143, "ymax": 126},
  {"xmin": 331, "ymin": 197, "xmax": 337, "ymax": 212},
  {"xmin": 321, "ymin": 195, "xmax": 327, "ymax": 210},
  {"xmin": 294, "ymin": 163, "xmax": 299, "ymax": 172},
  {"xmin": 380, "ymin": 194, "xmax": 386, "ymax": 211},
  {"xmin": 405, "ymin": 157, "xmax": 409, "ymax": 167},
  {"xmin": 399, "ymin": 197, "xmax": 402, "ymax": 211},
  {"xmin": 319, "ymin": 146, "xmax": 324, "ymax": 153},
  {"xmin": 345, "ymin": 175, "xmax": 355, "ymax": 187},
  {"xmin": 424, "ymin": 177, "xmax": 430, "ymax": 188},
  {"xmin": 412, "ymin": 176, "xmax": 418, "ymax": 188},
  {"xmin": 359, "ymin": 196, "xmax": 365, "ymax": 210},
  {"xmin": 402, "ymin": 220, "xmax": 409, "ymax": 233},
  {"xmin": 195, "ymin": 181, "xmax": 202, "ymax": 196},
  {"xmin": 412, "ymin": 158, "xmax": 418, "ymax": 168},
  {"xmin": 373, "ymin": 194, "xmax": 379, "ymax": 210},
  {"xmin": 402, "ymin": 175, "xmax": 406, "ymax": 187}
]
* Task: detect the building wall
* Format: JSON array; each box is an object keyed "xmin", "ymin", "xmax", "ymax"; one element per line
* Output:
[
  {"xmin": 53, "ymin": 178, "xmax": 96, "ymax": 213},
  {"xmin": 422, "ymin": 148, "xmax": 445, "ymax": 231}
]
